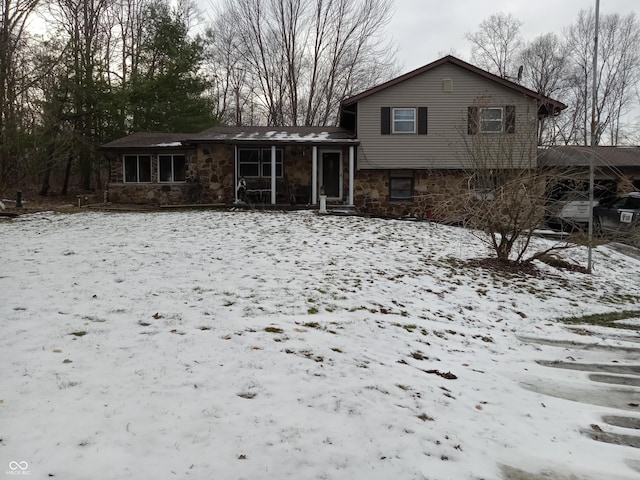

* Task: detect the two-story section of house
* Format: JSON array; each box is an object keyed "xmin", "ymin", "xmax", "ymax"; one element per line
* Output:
[{"xmin": 340, "ymin": 55, "xmax": 566, "ymax": 218}]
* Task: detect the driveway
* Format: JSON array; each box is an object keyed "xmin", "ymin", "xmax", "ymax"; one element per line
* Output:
[{"xmin": 500, "ymin": 322, "xmax": 640, "ymax": 480}]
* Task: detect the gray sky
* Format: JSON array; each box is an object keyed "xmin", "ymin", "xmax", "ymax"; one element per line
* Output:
[
  {"xmin": 201, "ymin": 0, "xmax": 640, "ymax": 74},
  {"xmin": 388, "ymin": 0, "xmax": 639, "ymax": 71}
]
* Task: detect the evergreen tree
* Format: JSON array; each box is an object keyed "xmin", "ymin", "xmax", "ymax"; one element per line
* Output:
[{"xmin": 128, "ymin": 0, "xmax": 217, "ymax": 133}]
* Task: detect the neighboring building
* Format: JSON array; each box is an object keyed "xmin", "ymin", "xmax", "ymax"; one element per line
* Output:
[
  {"xmin": 101, "ymin": 56, "xmax": 566, "ymax": 216},
  {"xmin": 539, "ymin": 146, "xmax": 640, "ymax": 200}
]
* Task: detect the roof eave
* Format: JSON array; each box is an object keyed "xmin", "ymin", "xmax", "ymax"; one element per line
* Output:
[{"xmin": 341, "ymin": 55, "xmax": 567, "ymax": 112}]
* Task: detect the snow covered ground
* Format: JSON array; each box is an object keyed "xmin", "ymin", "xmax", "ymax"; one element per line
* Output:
[{"xmin": 1, "ymin": 210, "xmax": 639, "ymax": 479}]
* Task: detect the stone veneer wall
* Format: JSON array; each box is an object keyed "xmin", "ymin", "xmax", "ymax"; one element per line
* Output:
[
  {"xmin": 191, "ymin": 144, "xmax": 235, "ymax": 203},
  {"xmin": 284, "ymin": 146, "xmax": 313, "ymax": 203},
  {"xmin": 354, "ymin": 170, "xmax": 470, "ymax": 218},
  {"xmin": 108, "ymin": 150, "xmax": 201, "ymax": 205},
  {"xmin": 107, "ymin": 144, "xmax": 345, "ymax": 205},
  {"xmin": 108, "ymin": 146, "xmax": 237, "ymax": 205}
]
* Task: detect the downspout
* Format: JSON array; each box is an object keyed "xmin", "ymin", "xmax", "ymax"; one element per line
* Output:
[
  {"xmin": 271, "ymin": 145, "xmax": 276, "ymax": 205},
  {"xmin": 348, "ymin": 145, "xmax": 355, "ymax": 206},
  {"xmin": 234, "ymin": 145, "xmax": 238, "ymax": 204},
  {"xmin": 312, "ymin": 146, "xmax": 318, "ymax": 205}
]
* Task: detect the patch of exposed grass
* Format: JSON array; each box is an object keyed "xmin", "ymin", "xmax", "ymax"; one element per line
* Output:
[
  {"xmin": 410, "ymin": 351, "xmax": 427, "ymax": 361},
  {"xmin": 394, "ymin": 323, "xmax": 417, "ymax": 332},
  {"xmin": 598, "ymin": 294, "xmax": 640, "ymax": 305},
  {"xmin": 557, "ymin": 310, "xmax": 640, "ymax": 330},
  {"xmin": 417, "ymin": 413, "xmax": 434, "ymax": 422},
  {"xmin": 264, "ymin": 326, "xmax": 284, "ymax": 334},
  {"xmin": 303, "ymin": 321, "xmax": 322, "ymax": 329}
]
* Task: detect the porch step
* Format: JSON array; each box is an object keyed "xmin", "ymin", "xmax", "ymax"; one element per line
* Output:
[{"xmin": 325, "ymin": 204, "xmax": 357, "ymax": 215}]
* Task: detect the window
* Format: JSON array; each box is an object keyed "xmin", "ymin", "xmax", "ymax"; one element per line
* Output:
[
  {"xmin": 239, "ymin": 148, "xmax": 283, "ymax": 178},
  {"xmin": 392, "ymin": 108, "xmax": 416, "ymax": 133},
  {"xmin": 158, "ymin": 154, "xmax": 186, "ymax": 183},
  {"xmin": 389, "ymin": 171, "xmax": 413, "ymax": 201},
  {"xmin": 469, "ymin": 171, "xmax": 499, "ymax": 200},
  {"xmin": 468, "ymin": 105, "xmax": 515, "ymax": 134},
  {"xmin": 622, "ymin": 197, "xmax": 640, "ymax": 209},
  {"xmin": 480, "ymin": 107, "xmax": 503, "ymax": 132},
  {"xmin": 124, "ymin": 155, "xmax": 151, "ymax": 183},
  {"xmin": 381, "ymin": 107, "xmax": 427, "ymax": 135}
]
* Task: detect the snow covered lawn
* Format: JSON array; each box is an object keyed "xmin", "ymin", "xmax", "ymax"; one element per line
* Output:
[{"xmin": 1, "ymin": 210, "xmax": 639, "ymax": 479}]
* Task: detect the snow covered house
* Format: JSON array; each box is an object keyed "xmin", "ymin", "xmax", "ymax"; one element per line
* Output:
[{"xmin": 101, "ymin": 56, "xmax": 566, "ymax": 215}]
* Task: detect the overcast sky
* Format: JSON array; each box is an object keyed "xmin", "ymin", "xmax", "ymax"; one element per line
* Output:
[
  {"xmin": 201, "ymin": 0, "xmax": 639, "ymax": 75},
  {"xmin": 388, "ymin": 0, "xmax": 640, "ymax": 72}
]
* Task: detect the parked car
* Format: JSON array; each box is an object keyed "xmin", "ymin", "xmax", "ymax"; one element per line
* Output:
[
  {"xmin": 593, "ymin": 192, "xmax": 640, "ymax": 244},
  {"xmin": 547, "ymin": 191, "xmax": 598, "ymax": 231}
]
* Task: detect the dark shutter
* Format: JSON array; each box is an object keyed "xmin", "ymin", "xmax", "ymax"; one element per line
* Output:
[
  {"xmin": 381, "ymin": 107, "xmax": 391, "ymax": 135},
  {"xmin": 468, "ymin": 107, "xmax": 479, "ymax": 135},
  {"xmin": 418, "ymin": 107, "xmax": 428, "ymax": 135},
  {"xmin": 505, "ymin": 105, "xmax": 516, "ymax": 133}
]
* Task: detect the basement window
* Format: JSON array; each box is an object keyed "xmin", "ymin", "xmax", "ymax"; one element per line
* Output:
[{"xmin": 389, "ymin": 170, "xmax": 414, "ymax": 202}]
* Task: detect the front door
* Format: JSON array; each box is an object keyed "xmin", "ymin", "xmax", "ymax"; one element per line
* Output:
[{"xmin": 320, "ymin": 151, "xmax": 342, "ymax": 199}]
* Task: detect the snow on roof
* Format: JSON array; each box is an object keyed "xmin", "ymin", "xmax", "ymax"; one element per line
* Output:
[
  {"xmin": 233, "ymin": 130, "xmax": 332, "ymax": 142},
  {"xmin": 189, "ymin": 126, "xmax": 357, "ymax": 144},
  {"xmin": 101, "ymin": 126, "xmax": 357, "ymax": 149}
]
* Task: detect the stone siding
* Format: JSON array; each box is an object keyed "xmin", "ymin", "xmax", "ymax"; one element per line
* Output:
[
  {"xmin": 108, "ymin": 150, "xmax": 200, "ymax": 205},
  {"xmin": 107, "ymin": 145, "xmax": 344, "ymax": 205},
  {"xmin": 354, "ymin": 170, "xmax": 469, "ymax": 218},
  {"xmin": 191, "ymin": 145, "xmax": 235, "ymax": 203}
]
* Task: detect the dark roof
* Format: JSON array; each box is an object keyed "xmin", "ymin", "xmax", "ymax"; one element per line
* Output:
[
  {"xmin": 341, "ymin": 55, "xmax": 567, "ymax": 116},
  {"xmin": 187, "ymin": 126, "xmax": 358, "ymax": 145},
  {"xmin": 538, "ymin": 146, "xmax": 640, "ymax": 168},
  {"xmin": 100, "ymin": 132, "xmax": 192, "ymax": 150},
  {"xmin": 101, "ymin": 126, "xmax": 358, "ymax": 150}
]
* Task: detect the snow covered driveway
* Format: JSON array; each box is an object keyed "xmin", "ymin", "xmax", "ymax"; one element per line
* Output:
[{"xmin": 1, "ymin": 210, "xmax": 639, "ymax": 479}]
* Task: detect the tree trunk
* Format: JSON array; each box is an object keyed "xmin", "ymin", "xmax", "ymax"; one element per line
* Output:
[{"xmin": 61, "ymin": 152, "xmax": 73, "ymax": 195}]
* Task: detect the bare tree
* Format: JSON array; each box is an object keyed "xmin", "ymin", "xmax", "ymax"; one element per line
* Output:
[
  {"xmin": 466, "ymin": 13, "xmax": 523, "ymax": 79},
  {"xmin": 431, "ymin": 96, "xmax": 575, "ymax": 265},
  {"xmin": 0, "ymin": 0, "xmax": 42, "ymax": 190},
  {"xmin": 210, "ymin": 0, "xmax": 397, "ymax": 126},
  {"xmin": 518, "ymin": 33, "xmax": 569, "ymax": 145},
  {"xmin": 47, "ymin": 0, "xmax": 111, "ymax": 191},
  {"xmin": 563, "ymin": 9, "xmax": 640, "ymax": 146}
]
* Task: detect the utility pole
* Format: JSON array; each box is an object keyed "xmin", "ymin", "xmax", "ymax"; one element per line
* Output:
[{"xmin": 587, "ymin": 0, "xmax": 600, "ymax": 274}]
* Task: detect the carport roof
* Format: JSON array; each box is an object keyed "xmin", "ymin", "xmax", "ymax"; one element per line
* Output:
[{"xmin": 538, "ymin": 146, "xmax": 640, "ymax": 168}]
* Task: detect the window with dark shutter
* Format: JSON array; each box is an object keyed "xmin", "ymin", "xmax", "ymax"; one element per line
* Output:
[
  {"xmin": 505, "ymin": 105, "xmax": 516, "ymax": 133},
  {"xmin": 468, "ymin": 107, "xmax": 479, "ymax": 135},
  {"xmin": 381, "ymin": 107, "xmax": 391, "ymax": 135},
  {"xmin": 418, "ymin": 107, "xmax": 428, "ymax": 135}
]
